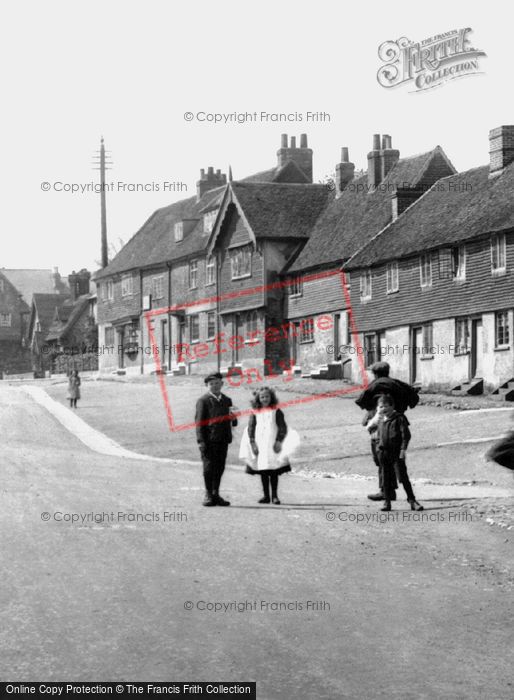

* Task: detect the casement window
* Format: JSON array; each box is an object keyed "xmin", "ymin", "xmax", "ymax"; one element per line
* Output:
[
  {"xmin": 207, "ymin": 311, "xmax": 216, "ymax": 339},
  {"xmin": 495, "ymin": 311, "xmax": 510, "ymax": 348},
  {"xmin": 452, "ymin": 245, "xmax": 466, "ymax": 281},
  {"xmin": 386, "ymin": 261, "xmax": 399, "ymax": 293},
  {"xmin": 203, "ymin": 210, "xmax": 218, "ymax": 234},
  {"xmin": 206, "ymin": 256, "xmax": 216, "ymax": 286},
  {"xmin": 174, "ymin": 222, "xmax": 183, "ymax": 242},
  {"xmin": 420, "ymin": 254, "xmax": 432, "ymax": 288},
  {"xmin": 364, "ymin": 333, "xmax": 378, "ymax": 367},
  {"xmin": 360, "ymin": 270, "xmax": 372, "ymax": 300},
  {"xmin": 190, "ymin": 314, "xmax": 200, "ymax": 343},
  {"xmin": 230, "ymin": 245, "xmax": 252, "ymax": 280},
  {"xmin": 106, "ymin": 281, "xmax": 114, "ymax": 300},
  {"xmin": 422, "ymin": 323, "xmax": 433, "ymax": 354},
  {"xmin": 455, "ymin": 318, "xmax": 470, "ymax": 354},
  {"xmin": 247, "ymin": 310, "xmax": 258, "ymax": 336},
  {"xmin": 299, "ymin": 317, "xmax": 315, "ymax": 343},
  {"xmin": 121, "ymin": 275, "xmax": 133, "ymax": 297},
  {"xmin": 104, "ymin": 327, "xmax": 115, "ymax": 346},
  {"xmin": 289, "ymin": 275, "xmax": 303, "ymax": 297},
  {"xmin": 189, "ymin": 260, "xmax": 198, "ymax": 289},
  {"xmin": 491, "ymin": 233, "xmax": 506, "ymax": 275},
  {"xmin": 0, "ymin": 313, "xmax": 12, "ymax": 327},
  {"xmin": 152, "ymin": 276, "xmax": 164, "ymax": 299}
]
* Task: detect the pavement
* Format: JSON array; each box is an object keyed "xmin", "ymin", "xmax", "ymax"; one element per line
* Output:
[{"xmin": 1, "ymin": 381, "xmax": 514, "ymax": 698}]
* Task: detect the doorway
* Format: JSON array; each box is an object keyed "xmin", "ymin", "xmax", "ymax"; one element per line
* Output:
[
  {"xmin": 471, "ymin": 318, "xmax": 484, "ymax": 378},
  {"xmin": 411, "ymin": 326, "xmax": 422, "ymax": 384}
]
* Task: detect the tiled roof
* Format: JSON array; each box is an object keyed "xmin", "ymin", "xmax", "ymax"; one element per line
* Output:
[
  {"xmin": 46, "ymin": 295, "xmax": 90, "ymax": 341},
  {"xmin": 287, "ymin": 148, "xmax": 452, "ymax": 272},
  {"xmin": 1, "ymin": 269, "xmax": 68, "ymax": 305},
  {"xmin": 32, "ymin": 294, "xmax": 70, "ymax": 337},
  {"xmin": 230, "ymin": 182, "xmax": 329, "ymax": 239},
  {"xmin": 94, "ymin": 157, "xmax": 317, "ymax": 280},
  {"xmin": 345, "ymin": 161, "xmax": 514, "ymax": 269}
]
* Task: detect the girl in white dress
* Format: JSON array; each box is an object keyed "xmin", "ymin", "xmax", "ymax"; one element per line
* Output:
[{"xmin": 239, "ymin": 387, "xmax": 300, "ymax": 504}]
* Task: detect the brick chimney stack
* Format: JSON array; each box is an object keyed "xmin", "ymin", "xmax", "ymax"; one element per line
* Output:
[
  {"xmin": 276, "ymin": 133, "xmax": 313, "ymax": 182},
  {"xmin": 489, "ymin": 125, "xmax": 514, "ymax": 177},
  {"xmin": 68, "ymin": 268, "xmax": 91, "ymax": 302},
  {"xmin": 335, "ymin": 147, "xmax": 355, "ymax": 197},
  {"xmin": 368, "ymin": 134, "xmax": 400, "ymax": 189},
  {"xmin": 196, "ymin": 167, "xmax": 227, "ymax": 201},
  {"xmin": 52, "ymin": 267, "xmax": 66, "ymax": 294}
]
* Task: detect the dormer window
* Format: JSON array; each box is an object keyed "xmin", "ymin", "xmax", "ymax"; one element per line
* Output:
[
  {"xmin": 174, "ymin": 222, "xmax": 184, "ymax": 242},
  {"xmin": 203, "ymin": 209, "xmax": 218, "ymax": 234}
]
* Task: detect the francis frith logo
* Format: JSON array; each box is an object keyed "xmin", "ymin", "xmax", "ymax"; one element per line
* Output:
[{"xmin": 377, "ymin": 28, "xmax": 486, "ymax": 91}]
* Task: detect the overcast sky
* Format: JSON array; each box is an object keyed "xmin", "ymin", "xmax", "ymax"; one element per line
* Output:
[{"xmin": 2, "ymin": 0, "xmax": 508, "ymax": 277}]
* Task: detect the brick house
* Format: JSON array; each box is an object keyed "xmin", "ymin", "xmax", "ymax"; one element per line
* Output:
[
  {"xmin": 94, "ymin": 134, "xmax": 319, "ymax": 376},
  {"xmin": 282, "ymin": 135, "xmax": 456, "ymax": 379},
  {"xmin": 344, "ymin": 125, "xmax": 514, "ymax": 394}
]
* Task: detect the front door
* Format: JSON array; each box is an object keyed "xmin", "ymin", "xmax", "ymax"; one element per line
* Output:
[
  {"xmin": 411, "ymin": 327, "xmax": 422, "ymax": 384},
  {"xmin": 232, "ymin": 314, "xmax": 240, "ymax": 365},
  {"xmin": 117, "ymin": 327, "xmax": 124, "ymax": 368},
  {"xmin": 333, "ymin": 314, "xmax": 340, "ymax": 360},
  {"xmin": 290, "ymin": 322, "xmax": 300, "ymax": 365},
  {"xmin": 471, "ymin": 318, "xmax": 484, "ymax": 378}
]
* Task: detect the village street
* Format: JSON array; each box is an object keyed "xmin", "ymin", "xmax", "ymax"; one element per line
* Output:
[{"xmin": 1, "ymin": 378, "xmax": 514, "ymax": 699}]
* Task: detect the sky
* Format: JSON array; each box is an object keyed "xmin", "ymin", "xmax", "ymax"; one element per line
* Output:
[{"xmin": 2, "ymin": 0, "xmax": 509, "ymax": 277}]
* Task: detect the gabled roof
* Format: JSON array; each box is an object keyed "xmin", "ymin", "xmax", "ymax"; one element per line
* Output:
[
  {"xmin": 46, "ymin": 295, "xmax": 90, "ymax": 341},
  {"xmin": 31, "ymin": 294, "xmax": 70, "ymax": 337},
  {"xmin": 344, "ymin": 161, "xmax": 514, "ymax": 269},
  {"xmin": 208, "ymin": 181, "xmax": 329, "ymax": 251},
  {"xmin": 1, "ymin": 268, "xmax": 68, "ymax": 306},
  {"xmin": 94, "ymin": 157, "xmax": 315, "ymax": 280},
  {"xmin": 287, "ymin": 147, "xmax": 455, "ymax": 273}
]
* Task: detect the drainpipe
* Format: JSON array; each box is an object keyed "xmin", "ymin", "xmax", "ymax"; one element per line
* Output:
[
  {"xmin": 140, "ymin": 269, "xmax": 144, "ymax": 375},
  {"xmin": 167, "ymin": 261, "xmax": 172, "ymax": 371}
]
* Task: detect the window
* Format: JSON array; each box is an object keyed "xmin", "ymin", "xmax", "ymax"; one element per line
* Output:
[
  {"xmin": 299, "ymin": 318, "xmax": 314, "ymax": 343},
  {"xmin": 345, "ymin": 311, "xmax": 352, "ymax": 344},
  {"xmin": 247, "ymin": 310, "xmax": 258, "ymax": 336},
  {"xmin": 106, "ymin": 281, "xmax": 114, "ymax": 300},
  {"xmin": 174, "ymin": 222, "xmax": 183, "ymax": 242},
  {"xmin": 0, "ymin": 313, "xmax": 12, "ymax": 327},
  {"xmin": 455, "ymin": 318, "xmax": 470, "ymax": 354},
  {"xmin": 452, "ymin": 245, "xmax": 466, "ymax": 280},
  {"xmin": 289, "ymin": 275, "xmax": 303, "ymax": 297},
  {"xmin": 491, "ymin": 233, "xmax": 506, "ymax": 275},
  {"xmin": 422, "ymin": 323, "xmax": 433, "ymax": 354},
  {"xmin": 105, "ymin": 327, "xmax": 115, "ymax": 346},
  {"xmin": 189, "ymin": 260, "xmax": 198, "ymax": 289},
  {"xmin": 364, "ymin": 333, "xmax": 378, "ymax": 367},
  {"xmin": 420, "ymin": 254, "xmax": 432, "ymax": 287},
  {"xmin": 190, "ymin": 314, "xmax": 200, "ymax": 343},
  {"xmin": 121, "ymin": 275, "xmax": 133, "ymax": 296},
  {"xmin": 207, "ymin": 311, "xmax": 216, "ymax": 339},
  {"xmin": 152, "ymin": 276, "xmax": 164, "ymax": 299},
  {"xmin": 360, "ymin": 270, "xmax": 372, "ymax": 300},
  {"xmin": 203, "ymin": 209, "xmax": 218, "ymax": 234},
  {"xmin": 495, "ymin": 311, "xmax": 510, "ymax": 348},
  {"xmin": 386, "ymin": 261, "xmax": 399, "ymax": 293},
  {"xmin": 230, "ymin": 245, "xmax": 252, "ymax": 280},
  {"xmin": 206, "ymin": 256, "xmax": 216, "ymax": 286}
]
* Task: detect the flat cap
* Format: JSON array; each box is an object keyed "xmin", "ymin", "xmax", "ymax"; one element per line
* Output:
[{"xmin": 204, "ymin": 372, "xmax": 223, "ymax": 384}]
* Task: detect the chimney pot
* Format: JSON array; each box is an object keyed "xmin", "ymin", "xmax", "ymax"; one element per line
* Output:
[
  {"xmin": 216, "ymin": 169, "xmax": 221, "ymax": 176},
  {"xmin": 372, "ymin": 134, "xmax": 381, "ymax": 150},
  {"xmin": 281, "ymin": 134, "xmax": 288, "ymax": 148},
  {"xmin": 489, "ymin": 125, "xmax": 514, "ymax": 176},
  {"xmin": 341, "ymin": 147, "xmax": 349, "ymax": 163},
  {"xmin": 207, "ymin": 166, "xmax": 214, "ymax": 176},
  {"xmin": 290, "ymin": 136, "xmax": 297, "ymax": 149},
  {"xmin": 200, "ymin": 168, "xmax": 205, "ymax": 179},
  {"xmin": 300, "ymin": 134, "xmax": 308, "ymax": 148}
]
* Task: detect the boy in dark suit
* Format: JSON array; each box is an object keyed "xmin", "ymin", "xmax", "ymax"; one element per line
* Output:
[
  {"xmin": 195, "ymin": 372, "xmax": 238, "ymax": 507},
  {"xmin": 368, "ymin": 394, "xmax": 423, "ymax": 512}
]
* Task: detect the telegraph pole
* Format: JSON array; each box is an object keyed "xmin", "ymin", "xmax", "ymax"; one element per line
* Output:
[{"xmin": 92, "ymin": 137, "xmax": 112, "ymax": 268}]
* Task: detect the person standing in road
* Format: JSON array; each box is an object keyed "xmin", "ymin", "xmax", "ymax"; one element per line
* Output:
[
  {"xmin": 68, "ymin": 369, "xmax": 81, "ymax": 409},
  {"xmin": 356, "ymin": 361, "xmax": 420, "ymax": 501},
  {"xmin": 195, "ymin": 372, "xmax": 238, "ymax": 507}
]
